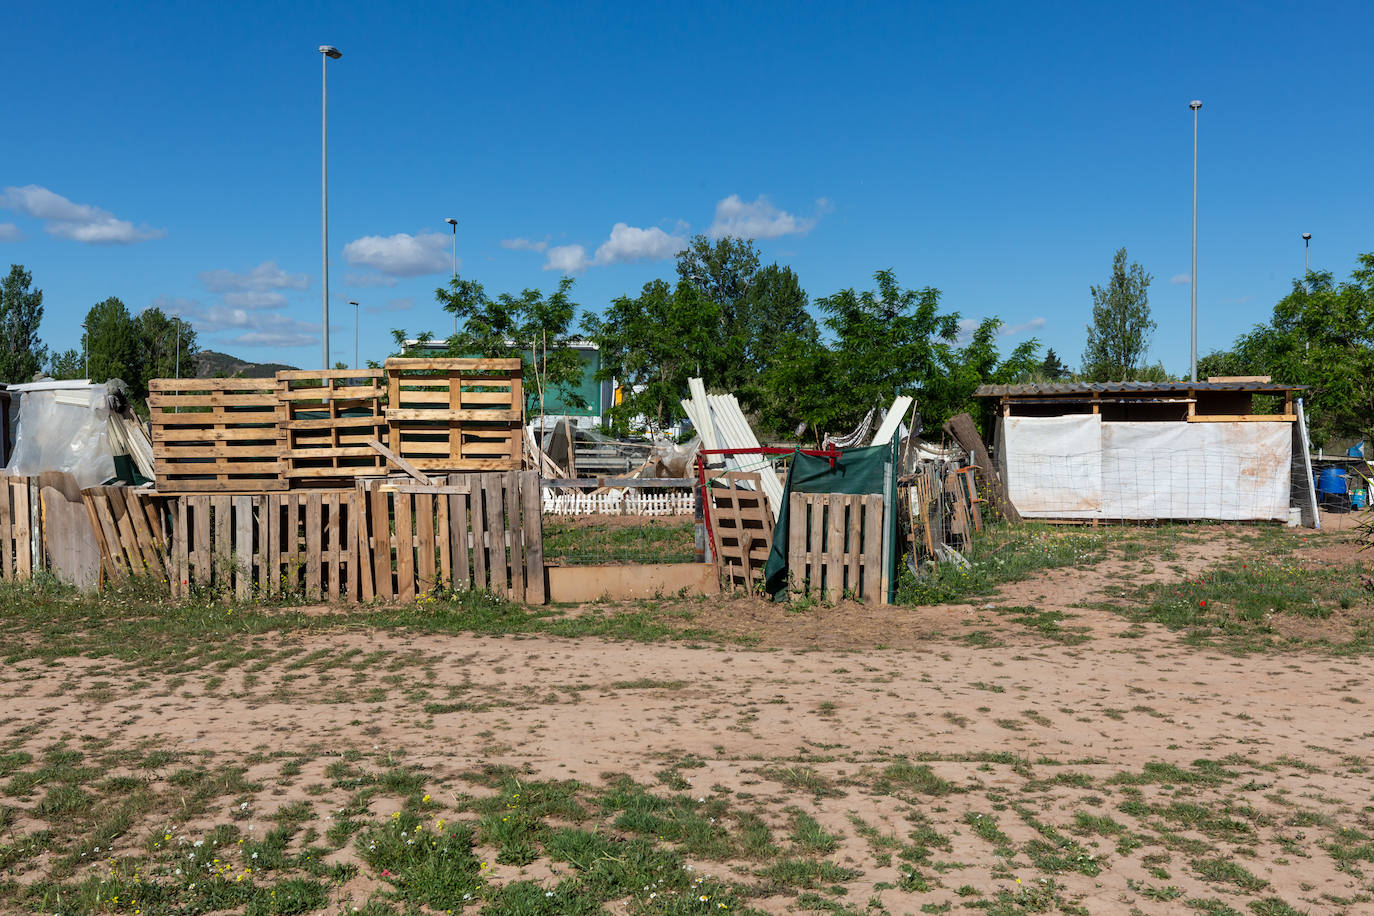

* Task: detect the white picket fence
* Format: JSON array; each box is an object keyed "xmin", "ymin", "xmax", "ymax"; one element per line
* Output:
[{"xmin": 542, "ymin": 489, "xmax": 694, "ymax": 517}]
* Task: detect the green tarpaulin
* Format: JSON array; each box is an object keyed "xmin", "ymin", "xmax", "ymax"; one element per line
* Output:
[{"xmin": 763, "ymin": 440, "xmax": 900, "ymax": 602}]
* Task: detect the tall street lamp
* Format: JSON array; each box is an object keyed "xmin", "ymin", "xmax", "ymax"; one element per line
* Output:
[
  {"xmin": 1302, "ymin": 232, "xmax": 1312, "ymax": 275},
  {"xmin": 1189, "ymin": 99, "xmax": 1201, "ymax": 383},
  {"xmin": 444, "ymin": 217, "xmax": 458, "ymax": 335},
  {"xmin": 349, "ymin": 300, "xmax": 359, "ymax": 369},
  {"xmin": 320, "ymin": 44, "xmax": 343, "ymax": 370}
]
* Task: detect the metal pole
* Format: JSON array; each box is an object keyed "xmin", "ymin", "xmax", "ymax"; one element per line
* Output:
[
  {"xmin": 321, "ymin": 51, "xmax": 330, "ymax": 370},
  {"xmin": 1303, "ymin": 233, "xmax": 1311, "ymax": 275},
  {"xmin": 1190, "ymin": 99, "xmax": 1201, "ymax": 383},
  {"xmin": 350, "ymin": 300, "xmax": 359, "ymax": 369}
]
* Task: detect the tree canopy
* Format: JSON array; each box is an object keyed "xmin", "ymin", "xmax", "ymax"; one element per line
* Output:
[
  {"xmin": 1082, "ymin": 247, "xmax": 1155, "ymax": 381},
  {"xmin": 0, "ymin": 265, "xmax": 46, "ymax": 384}
]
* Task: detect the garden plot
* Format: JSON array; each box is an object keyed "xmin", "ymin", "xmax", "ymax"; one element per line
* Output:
[{"xmin": 0, "ymin": 523, "xmax": 1370, "ymax": 915}]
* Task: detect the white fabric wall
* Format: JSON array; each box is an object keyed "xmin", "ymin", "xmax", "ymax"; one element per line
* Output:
[{"xmin": 1004, "ymin": 415, "xmax": 1291, "ymax": 521}]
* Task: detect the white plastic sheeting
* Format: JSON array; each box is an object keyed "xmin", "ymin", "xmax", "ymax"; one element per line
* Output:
[
  {"xmin": 4, "ymin": 381, "xmax": 116, "ymax": 489},
  {"xmin": 1003, "ymin": 415, "xmax": 1291, "ymax": 521}
]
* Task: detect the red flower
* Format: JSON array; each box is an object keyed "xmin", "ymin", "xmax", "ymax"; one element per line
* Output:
[{"xmin": 1199, "ymin": 600, "xmax": 1207, "ymax": 608}]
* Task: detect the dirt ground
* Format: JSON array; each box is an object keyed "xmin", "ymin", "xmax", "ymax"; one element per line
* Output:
[{"xmin": 1, "ymin": 521, "xmax": 1371, "ymax": 914}]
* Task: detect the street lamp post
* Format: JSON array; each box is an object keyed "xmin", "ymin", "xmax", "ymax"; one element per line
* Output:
[
  {"xmin": 1190, "ymin": 99, "xmax": 1201, "ymax": 384},
  {"xmin": 349, "ymin": 300, "xmax": 359, "ymax": 369},
  {"xmin": 444, "ymin": 217, "xmax": 458, "ymax": 335},
  {"xmin": 1302, "ymin": 233, "xmax": 1312, "ymax": 275},
  {"xmin": 320, "ymin": 44, "xmax": 343, "ymax": 370}
]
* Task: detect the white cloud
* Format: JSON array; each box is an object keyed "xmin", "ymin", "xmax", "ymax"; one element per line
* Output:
[
  {"xmin": 0, "ymin": 184, "xmax": 166, "ymax": 244},
  {"xmin": 365, "ymin": 297, "xmax": 414, "ymax": 314},
  {"xmin": 707, "ymin": 194, "xmax": 818, "ymax": 240},
  {"xmin": 542, "ymin": 223, "xmax": 688, "ymax": 272},
  {"xmin": 344, "ymin": 272, "xmax": 399, "ymax": 288},
  {"xmin": 343, "ymin": 230, "xmax": 452, "ymax": 277},
  {"xmin": 222, "ymin": 291, "xmax": 288, "ymax": 310},
  {"xmin": 1170, "ymin": 273, "xmax": 1192, "ymax": 285},
  {"xmin": 544, "ymin": 244, "xmax": 589, "ymax": 273},
  {"xmin": 153, "ymin": 291, "xmax": 319, "ymax": 349},
  {"xmin": 592, "ymin": 223, "xmax": 687, "ymax": 266},
  {"xmin": 502, "ymin": 237, "xmax": 549, "ymax": 253},
  {"xmin": 199, "ymin": 260, "xmax": 310, "ymax": 293},
  {"xmin": 0, "ymin": 222, "xmax": 22, "ymax": 242},
  {"xmin": 1001, "ymin": 317, "xmax": 1047, "ymax": 336}
]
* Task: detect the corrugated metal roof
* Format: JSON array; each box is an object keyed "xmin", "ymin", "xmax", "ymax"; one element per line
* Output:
[{"xmin": 975, "ymin": 380, "xmax": 1306, "ymax": 397}]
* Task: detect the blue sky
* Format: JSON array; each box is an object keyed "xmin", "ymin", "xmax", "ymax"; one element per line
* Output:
[{"xmin": 3, "ymin": 0, "xmax": 1370, "ymax": 375}]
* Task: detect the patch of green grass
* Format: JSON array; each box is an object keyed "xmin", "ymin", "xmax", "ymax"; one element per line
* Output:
[
  {"xmin": 788, "ymin": 810, "xmax": 840, "ymax": 854},
  {"xmin": 1191, "ymin": 857, "xmax": 1269, "ymax": 891},
  {"xmin": 876, "ymin": 761, "xmax": 962, "ymax": 797}
]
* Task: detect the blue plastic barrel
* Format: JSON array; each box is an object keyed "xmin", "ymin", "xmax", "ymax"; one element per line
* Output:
[{"xmin": 1317, "ymin": 467, "xmax": 1348, "ymax": 495}]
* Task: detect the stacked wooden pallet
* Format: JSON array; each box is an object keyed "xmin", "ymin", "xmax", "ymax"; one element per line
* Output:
[
  {"xmin": 277, "ymin": 369, "xmax": 389, "ymax": 483},
  {"xmin": 384, "ymin": 358, "xmax": 523, "ymax": 472},
  {"xmin": 148, "ymin": 378, "xmax": 286, "ymax": 492}
]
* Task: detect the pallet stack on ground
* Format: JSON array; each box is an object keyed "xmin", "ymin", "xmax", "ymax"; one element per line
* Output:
[
  {"xmin": 277, "ymin": 370, "xmax": 389, "ymax": 484},
  {"xmin": 384, "ymin": 358, "xmax": 523, "ymax": 472},
  {"xmin": 148, "ymin": 378, "xmax": 287, "ymax": 492}
]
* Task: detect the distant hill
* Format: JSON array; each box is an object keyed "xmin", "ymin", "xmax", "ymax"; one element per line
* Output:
[{"xmin": 193, "ymin": 350, "xmax": 298, "ymax": 379}]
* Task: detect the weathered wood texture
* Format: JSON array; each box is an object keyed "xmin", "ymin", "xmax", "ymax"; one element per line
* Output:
[
  {"xmin": 81, "ymin": 486, "xmax": 171, "ymax": 583},
  {"xmin": 0, "ymin": 476, "xmax": 36, "ymax": 581},
  {"xmin": 360, "ymin": 470, "xmax": 545, "ymax": 604},
  {"xmin": 942, "ymin": 412, "xmax": 1021, "ymax": 522},
  {"xmin": 705, "ymin": 472, "xmax": 774, "ymax": 591},
  {"xmin": 278, "ymin": 370, "xmax": 390, "ymax": 483},
  {"xmin": 786, "ymin": 492, "xmax": 885, "ymax": 604},
  {"xmin": 162, "ymin": 491, "xmax": 362, "ymax": 601},
  {"xmin": 384, "ymin": 359, "xmax": 523, "ymax": 472},
  {"xmin": 148, "ymin": 378, "xmax": 287, "ymax": 492}
]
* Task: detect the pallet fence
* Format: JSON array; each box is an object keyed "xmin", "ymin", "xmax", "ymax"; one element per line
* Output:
[
  {"xmin": 385, "ymin": 358, "xmax": 523, "ymax": 472},
  {"xmin": 278, "ymin": 369, "xmax": 389, "ymax": 484},
  {"xmin": 148, "ymin": 378, "xmax": 287, "ymax": 492},
  {"xmin": 786, "ymin": 492, "xmax": 885, "ymax": 604},
  {"xmin": 82, "ymin": 486, "xmax": 171, "ymax": 582},
  {"xmin": 706, "ymin": 472, "xmax": 774, "ymax": 591},
  {"xmin": 0, "ymin": 476, "xmax": 39, "ymax": 581}
]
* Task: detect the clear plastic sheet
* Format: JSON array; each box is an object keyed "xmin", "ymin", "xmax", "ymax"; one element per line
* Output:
[{"xmin": 2, "ymin": 381, "xmax": 116, "ymax": 488}]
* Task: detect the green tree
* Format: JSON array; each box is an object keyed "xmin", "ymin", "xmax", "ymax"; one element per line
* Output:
[
  {"xmin": 584, "ymin": 278, "xmax": 722, "ymax": 434},
  {"xmin": 0, "ymin": 264, "xmax": 47, "ymax": 384},
  {"xmin": 47, "ymin": 348, "xmax": 83, "ymax": 380},
  {"xmin": 1039, "ymin": 347, "xmax": 1069, "ymax": 380},
  {"xmin": 674, "ymin": 235, "xmax": 760, "ymax": 390},
  {"xmin": 135, "ymin": 307, "xmax": 198, "ymax": 396},
  {"xmin": 1082, "ymin": 247, "xmax": 1155, "ymax": 381},
  {"xmin": 424, "ymin": 273, "xmax": 586, "ymax": 416},
  {"xmin": 84, "ymin": 297, "xmax": 142, "ymax": 389}
]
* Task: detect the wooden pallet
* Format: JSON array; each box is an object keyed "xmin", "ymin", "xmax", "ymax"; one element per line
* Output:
[
  {"xmin": 0, "ymin": 476, "xmax": 36, "ymax": 581},
  {"xmin": 706, "ymin": 471, "xmax": 774, "ymax": 591},
  {"xmin": 148, "ymin": 378, "xmax": 286, "ymax": 492},
  {"xmin": 786, "ymin": 492, "xmax": 885, "ymax": 604},
  {"xmin": 277, "ymin": 370, "xmax": 389, "ymax": 484},
  {"xmin": 384, "ymin": 358, "xmax": 523, "ymax": 471}
]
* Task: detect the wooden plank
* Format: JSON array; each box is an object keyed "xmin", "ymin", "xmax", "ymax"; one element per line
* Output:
[
  {"xmin": 211, "ymin": 495, "xmax": 231, "ymax": 586},
  {"xmin": 370, "ymin": 486, "xmax": 392, "ymax": 601},
  {"xmin": 846, "ymin": 496, "xmax": 862, "ymax": 598},
  {"xmin": 324, "ymin": 494, "xmax": 340, "ymax": 601},
  {"xmin": 355, "ymin": 484, "xmax": 375, "ymax": 602},
  {"xmin": 383, "ymin": 408, "xmax": 521, "ymax": 422},
  {"xmin": 366, "ymin": 438, "xmax": 433, "ymax": 485},
  {"xmin": 0, "ymin": 480, "xmax": 14, "ymax": 579},
  {"xmin": 942, "ymin": 412, "xmax": 1021, "ymax": 523},
  {"xmin": 806, "ymin": 494, "xmax": 824, "ymax": 598},
  {"xmin": 505, "ymin": 471, "xmax": 524, "ymax": 601},
  {"xmin": 345, "ymin": 490, "xmax": 360, "ymax": 602},
  {"xmin": 385, "ymin": 357, "xmax": 522, "ymax": 371},
  {"xmin": 124, "ymin": 490, "xmax": 167, "ymax": 579},
  {"xmin": 824, "ymin": 494, "xmax": 844, "ymax": 602},
  {"xmin": 469, "ymin": 472, "xmax": 488, "ymax": 592},
  {"xmin": 861, "ymin": 494, "xmax": 884, "ymax": 604},
  {"xmin": 193, "ymin": 496, "xmax": 211, "ymax": 586},
  {"xmin": 449, "ymin": 474, "xmax": 471, "ymax": 591},
  {"xmin": 261, "ymin": 494, "xmax": 277, "ymax": 596},
  {"xmin": 87, "ymin": 490, "xmax": 124, "ymax": 581},
  {"xmin": 174, "ymin": 497, "xmax": 190, "ymax": 596},
  {"xmin": 394, "ymin": 491, "xmax": 415, "ymax": 602},
  {"xmin": 233, "ymin": 495, "xmax": 252, "ymax": 599},
  {"xmin": 275, "ymin": 368, "xmax": 385, "ymax": 381},
  {"xmin": 150, "ymin": 377, "xmax": 278, "ymax": 391},
  {"xmin": 106, "ymin": 490, "xmax": 141, "ymax": 576},
  {"xmin": 520, "ymin": 470, "xmax": 545, "ymax": 605},
  {"xmin": 415, "ymin": 491, "xmax": 435, "ymax": 595},
  {"xmin": 484, "ymin": 472, "xmax": 507, "ymax": 596},
  {"xmin": 436, "ymin": 488, "xmax": 451, "ymax": 590},
  {"xmin": 1186, "ymin": 414, "xmax": 1297, "ymax": 423},
  {"xmin": 12, "ymin": 483, "xmax": 31, "ymax": 579},
  {"xmin": 305, "ymin": 492, "xmax": 322, "ymax": 598}
]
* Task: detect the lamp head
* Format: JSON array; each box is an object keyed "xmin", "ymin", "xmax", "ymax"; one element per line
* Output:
[
  {"xmin": 444, "ymin": 217, "xmax": 458, "ymax": 227},
  {"xmin": 1189, "ymin": 99, "xmax": 1202, "ymax": 110},
  {"xmin": 1302, "ymin": 233, "xmax": 1312, "ymax": 241},
  {"xmin": 319, "ymin": 45, "xmax": 342, "ymax": 59},
  {"xmin": 348, "ymin": 300, "xmax": 359, "ymax": 306}
]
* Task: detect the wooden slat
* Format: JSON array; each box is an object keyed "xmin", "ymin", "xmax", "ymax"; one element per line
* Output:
[
  {"xmin": 394, "ymin": 491, "xmax": 415, "ymax": 602},
  {"xmin": 862, "ymin": 494, "xmax": 884, "ymax": 604},
  {"xmin": 436, "ymin": 490, "xmax": 451, "ymax": 590},
  {"xmin": 0, "ymin": 481, "xmax": 14, "ymax": 579},
  {"xmin": 469, "ymin": 473, "xmax": 488, "ymax": 592},
  {"xmin": 505, "ymin": 472, "xmax": 525, "ymax": 600},
  {"xmin": 261, "ymin": 494, "xmax": 277, "ymax": 596},
  {"xmin": 371, "ymin": 485, "xmax": 395, "ymax": 599},
  {"xmin": 385, "ymin": 357, "xmax": 521, "ymax": 371},
  {"xmin": 355, "ymin": 484, "xmax": 374, "ymax": 602},
  {"xmin": 384, "ymin": 408, "xmax": 521, "ymax": 422},
  {"xmin": 483, "ymin": 472, "xmax": 506, "ymax": 596},
  {"xmin": 824, "ymin": 494, "xmax": 843, "ymax": 602},
  {"xmin": 305, "ymin": 492, "xmax": 322, "ymax": 598},
  {"xmin": 232, "ymin": 496, "xmax": 251, "ymax": 599},
  {"xmin": 449, "ymin": 474, "xmax": 470, "ymax": 591},
  {"xmin": 520, "ymin": 470, "xmax": 545, "ymax": 604},
  {"xmin": 414, "ymin": 492, "xmax": 435, "ymax": 595},
  {"xmin": 192, "ymin": 496, "xmax": 210, "ymax": 586},
  {"xmin": 846, "ymin": 498, "xmax": 861, "ymax": 597}
]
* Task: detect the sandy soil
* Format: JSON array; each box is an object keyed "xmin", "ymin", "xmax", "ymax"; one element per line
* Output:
[{"xmin": 1, "ymin": 525, "xmax": 1371, "ymax": 914}]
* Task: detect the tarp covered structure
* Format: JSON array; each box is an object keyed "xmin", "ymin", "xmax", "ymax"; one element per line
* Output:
[
  {"xmin": 999, "ymin": 415, "xmax": 1291, "ymax": 521},
  {"xmin": 763, "ymin": 440, "xmax": 900, "ymax": 602},
  {"xmin": 3, "ymin": 380, "xmax": 154, "ymax": 489}
]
